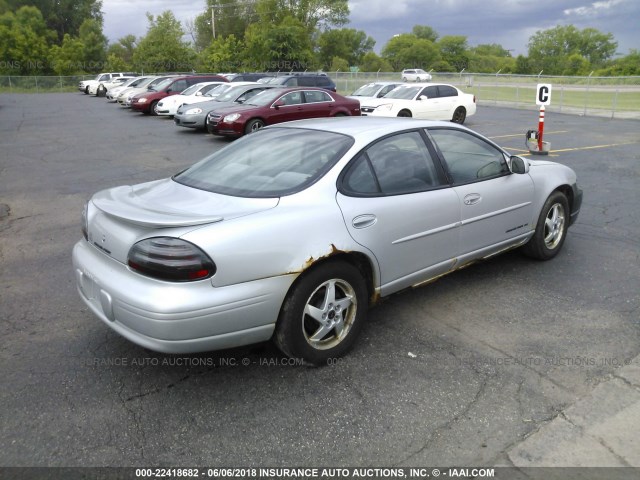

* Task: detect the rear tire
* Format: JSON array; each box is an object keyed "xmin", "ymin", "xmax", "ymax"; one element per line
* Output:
[
  {"xmin": 274, "ymin": 261, "xmax": 368, "ymax": 365},
  {"xmin": 522, "ymin": 191, "xmax": 569, "ymax": 260},
  {"xmin": 452, "ymin": 107, "xmax": 466, "ymax": 124}
]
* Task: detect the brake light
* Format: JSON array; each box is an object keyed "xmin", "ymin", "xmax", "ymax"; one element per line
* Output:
[{"xmin": 128, "ymin": 237, "xmax": 216, "ymax": 282}]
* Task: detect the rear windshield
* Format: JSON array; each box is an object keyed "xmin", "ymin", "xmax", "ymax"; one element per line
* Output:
[{"xmin": 174, "ymin": 128, "xmax": 354, "ymax": 197}]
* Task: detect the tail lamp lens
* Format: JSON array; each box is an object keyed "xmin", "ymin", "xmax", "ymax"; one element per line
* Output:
[{"xmin": 127, "ymin": 237, "xmax": 216, "ymax": 282}]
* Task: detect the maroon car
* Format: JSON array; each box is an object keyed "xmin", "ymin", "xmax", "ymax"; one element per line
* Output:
[
  {"xmin": 131, "ymin": 75, "xmax": 228, "ymax": 115},
  {"xmin": 206, "ymin": 87, "xmax": 361, "ymax": 137}
]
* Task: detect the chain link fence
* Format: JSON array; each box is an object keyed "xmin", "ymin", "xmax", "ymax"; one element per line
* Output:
[{"xmin": 2, "ymin": 72, "xmax": 639, "ymax": 119}]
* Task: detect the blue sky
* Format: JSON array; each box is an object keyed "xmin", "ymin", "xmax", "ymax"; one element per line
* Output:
[{"xmin": 102, "ymin": 0, "xmax": 639, "ymax": 57}]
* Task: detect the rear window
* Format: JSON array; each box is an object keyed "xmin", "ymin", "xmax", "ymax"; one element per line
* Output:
[
  {"xmin": 174, "ymin": 128, "xmax": 354, "ymax": 197},
  {"xmin": 438, "ymin": 85, "xmax": 458, "ymax": 97}
]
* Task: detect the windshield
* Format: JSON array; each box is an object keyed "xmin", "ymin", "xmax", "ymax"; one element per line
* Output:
[
  {"xmin": 180, "ymin": 84, "xmax": 202, "ymax": 96},
  {"xmin": 200, "ymin": 83, "xmax": 220, "ymax": 95},
  {"xmin": 204, "ymin": 84, "xmax": 232, "ymax": 97},
  {"xmin": 174, "ymin": 128, "xmax": 354, "ymax": 197},
  {"xmin": 351, "ymin": 83, "xmax": 381, "ymax": 96},
  {"xmin": 150, "ymin": 78, "xmax": 173, "ymax": 91},
  {"xmin": 384, "ymin": 86, "xmax": 421, "ymax": 99},
  {"xmin": 214, "ymin": 85, "xmax": 256, "ymax": 103}
]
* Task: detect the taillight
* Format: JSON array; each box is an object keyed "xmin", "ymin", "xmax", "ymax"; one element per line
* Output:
[{"xmin": 127, "ymin": 237, "xmax": 216, "ymax": 282}]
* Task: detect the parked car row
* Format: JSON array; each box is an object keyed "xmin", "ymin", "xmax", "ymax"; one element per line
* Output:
[{"xmin": 83, "ymin": 72, "xmax": 477, "ymax": 140}]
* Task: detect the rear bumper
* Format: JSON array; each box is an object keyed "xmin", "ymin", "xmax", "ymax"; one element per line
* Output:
[{"xmin": 72, "ymin": 240, "xmax": 296, "ymax": 354}]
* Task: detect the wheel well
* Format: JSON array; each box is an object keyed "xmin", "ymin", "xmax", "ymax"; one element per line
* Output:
[
  {"xmin": 555, "ymin": 184, "xmax": 574, "ymax": 211},
  {"xmin": 289, "ymin": 252, "xmax": 377, "ymax": 306},
  {"xmin": 398, "ymin": 109, "xmax": 412, "ymax": 117}
]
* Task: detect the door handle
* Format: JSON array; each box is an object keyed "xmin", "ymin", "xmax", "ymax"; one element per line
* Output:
[
  {"xmin": 352, "ymin": 214, "xmax": 377, "ymax": 229},
  {"xmin": 463, "ymin": 193, "xmax": 482, "ymax": 205}
]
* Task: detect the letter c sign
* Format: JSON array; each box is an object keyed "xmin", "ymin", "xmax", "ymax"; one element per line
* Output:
[{"xmin": 536, "ymin": 84, "xmax": 552, "ymax": 105}]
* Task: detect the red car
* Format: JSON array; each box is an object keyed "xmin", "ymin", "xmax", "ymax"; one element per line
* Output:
[
  {"xmin": 131, "ymin": 75, "xmax": 228, "ymax": 115},
  {"xmin": 206, "ymin": 87, "xmax": 361, "ymax": 137}
]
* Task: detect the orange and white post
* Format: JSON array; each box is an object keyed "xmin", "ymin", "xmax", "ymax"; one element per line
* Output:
[{"xmin": 538, "ymin": 105, "xmax": 545, "ymax": 152}]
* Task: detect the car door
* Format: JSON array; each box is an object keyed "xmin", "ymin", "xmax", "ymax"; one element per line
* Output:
[
  {"xmin": 434, "ymin": 85, "xmax": 459, "ymax": 119},
  {"xmin": 268, "ymin": 91, "xmax": 306, "ymax": 123},
  {"xmin": 427, "ymin": 127, "xmax": 535, "ymax": 259},
  {"xmin": 300, "ymin": 90, "xmax": 334, "ymax": 118},
  {"xmin": 412, "ymin": 86, "xmax": 448, "ymax": 119},
  {"xmin": 336, "ymin": 130, "xmax": 460, "ymax": 296}
]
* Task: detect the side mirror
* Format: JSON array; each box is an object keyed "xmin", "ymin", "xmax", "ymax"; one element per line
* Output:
[
  {"xmin": 195, "ymin": 91, "xmax": 202, "ymax": 96},
  {"xmin": 510, "ymin": 156, "xmax": 530, "ymax": 174},
  {"xmin": 419, "ymin": 95, "xmax": 428, "ymax": 101},
  {"xmin": 273, "ymin": 99, "xmax": 285, "ymax": 109}
]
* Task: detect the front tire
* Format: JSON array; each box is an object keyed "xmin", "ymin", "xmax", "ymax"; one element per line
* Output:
[
  {"xmin": 245, "ymin": 118, "xmax": 265, "ymax": 135},
  {"xmin": 274, "ymin": 261, "xmax": 368, "ymax": 365},
  {"xmin": 149, "ymin": 100, "xmax": 159, "ymax": 116},
  {"xmin": 397, "ymin": 110, "xmax": 412, "ymax": 118},
  {"xmin": 522, "ymin": 191, "xmax": 569, "ymax": 260}
]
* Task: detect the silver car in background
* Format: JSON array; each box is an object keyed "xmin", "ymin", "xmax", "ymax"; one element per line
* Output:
[
  {"xmin": 174, "ymin": 83, "xmax": 280, "ymax": 131},
  {"xmin": 73, "ymin": 117, "xmax": 582, "ymax": 364}
]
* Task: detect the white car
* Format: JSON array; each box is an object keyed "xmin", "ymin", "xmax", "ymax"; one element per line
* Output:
[
  {"xmin": 361, "ymin": 83, "xmax": 476, "ymax": 124},
  {"xmin": 347, "ymin": 82, "xmax": 404, "ymax": 101},
  {"xmin": 89, "ymin": 76, "xmax": 135, "ymax": 96},
  {"xmin": 106, "ymin": 77, "xmax": 152, "ymax": 102},
  {"xmin": 156, "ymin": 82, "xmax": 226, "ymax": 116},
  {"xmin": 78, "ymin": 72, "xmax": 135, "ymax": 95},
  {"xmin": 117, "ymin": 76, "xmax": 174, "ymax": 107},
  {"xmin": 402, "ymin": 69, "xmax": 432, "ymax": 82}
]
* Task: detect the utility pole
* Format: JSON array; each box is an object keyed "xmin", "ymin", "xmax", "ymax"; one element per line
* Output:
[{"xmin": 211, "ymin": 7, "xmax": 216, "ymax": 39}]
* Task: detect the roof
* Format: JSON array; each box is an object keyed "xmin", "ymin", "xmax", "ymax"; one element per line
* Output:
[{"xmin": 268, "ymin": 116, "xmax": 465, "ymax": 138}]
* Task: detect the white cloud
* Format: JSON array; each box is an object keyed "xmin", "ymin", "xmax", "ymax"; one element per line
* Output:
[{"xmin": 564, "ymin": 0, "xmax": 626, "ymax": 17}]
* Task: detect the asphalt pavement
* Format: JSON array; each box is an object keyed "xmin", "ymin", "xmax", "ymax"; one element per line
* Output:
[{"xmin": 0, "ymin": 93, "xmax": 639, "ymax": 477}]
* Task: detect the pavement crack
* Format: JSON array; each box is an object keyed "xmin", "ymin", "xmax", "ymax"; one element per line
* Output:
[{"xmin": 393, "ymin": 376, "xmax": 490, "ymax": 466}]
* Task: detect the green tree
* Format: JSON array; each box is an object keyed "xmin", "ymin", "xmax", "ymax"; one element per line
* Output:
[
  {"xmin": 0, "ymin": 6, "xmax": 53, "ymax": 73},
  {"xmin": 438, "ymin": 35, "xmax": 469, "ymax": 71},
  {"xmin": 470, "ymin": 43, "xmax": 511, "ymax": 57},
  {"xmin": 514, "ymin": 54, "xmax": 532, "ymax": 74},
  {"xmin": 596, "ymin": 50, "xmax": 640, "ymax": 76},
  {"xmin": 381, "ymin": 34, "xmax": 440, "ymax": 71},
  {"xmin": 106, "ymin": 35, "xmax": 137, "ymax": 69},
  {"xmin": 49, "ymin": 33, "xmax": 85, "ymax": 75},
  {"xmin": 412, "ymin": 25, "xmax": 438, "ymax": 42},
  {"xmin": 197, "ymin": 34, "xmax": 244, "ymax": 72},
  {"xmin": 244, "ymin": 15, "xmax": 315, "ymax": 70},
  {"xmin": 329, "ymin": 56, "xmax": 348, "ymax": 71},
  {"xmin": 527, "ymin": 25, "xmax": 617, "ymax": 74},
  {"xmin": 79, "ymin": 18, "xmax": 107, "ymax": 72},
  {"xmin": 358, "ymin": 51, "xmax": 391, "ymax": 72},
  {"xmin": 192, "ymin": 0, "xmax": 256, "ymax": 50},
  {"xmin": 468, "ymin": 43, "xmax": 514, "ymax": 73},
  {"xmin": 317, "ymin": 28, "xmax": 374, "ymax": 69},
  {"xmin": 104, "ymin": 52, "xmax": 130, "ymax": 72},
  {"xmin": 133, "ymin": 11, "xmax": 196, "ymax": 72},
  {"xmin": 7, "ymin": 0, "xmax": 103, "ymax": 42},
  {"xmin": 255, "ymin": 0, "xmax": 349, "ymax": 32}
]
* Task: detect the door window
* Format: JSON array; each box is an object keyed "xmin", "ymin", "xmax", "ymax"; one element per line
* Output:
[
  {"xmin": 342, "ymin": 131, "xmax": 444, "ymax": 195},
  {"xmin": 428, "ymin": 129, "xmax": 510, "ymax": 184}
]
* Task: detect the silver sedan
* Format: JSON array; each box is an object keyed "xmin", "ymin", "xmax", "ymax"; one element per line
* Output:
[
  {"xmin": 73, "ymin": 117, "xmax": 582, "ymax": 364},
  {"xmin": 173, "ymin": 84, "xmax": 280, "ymax": 131}
]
